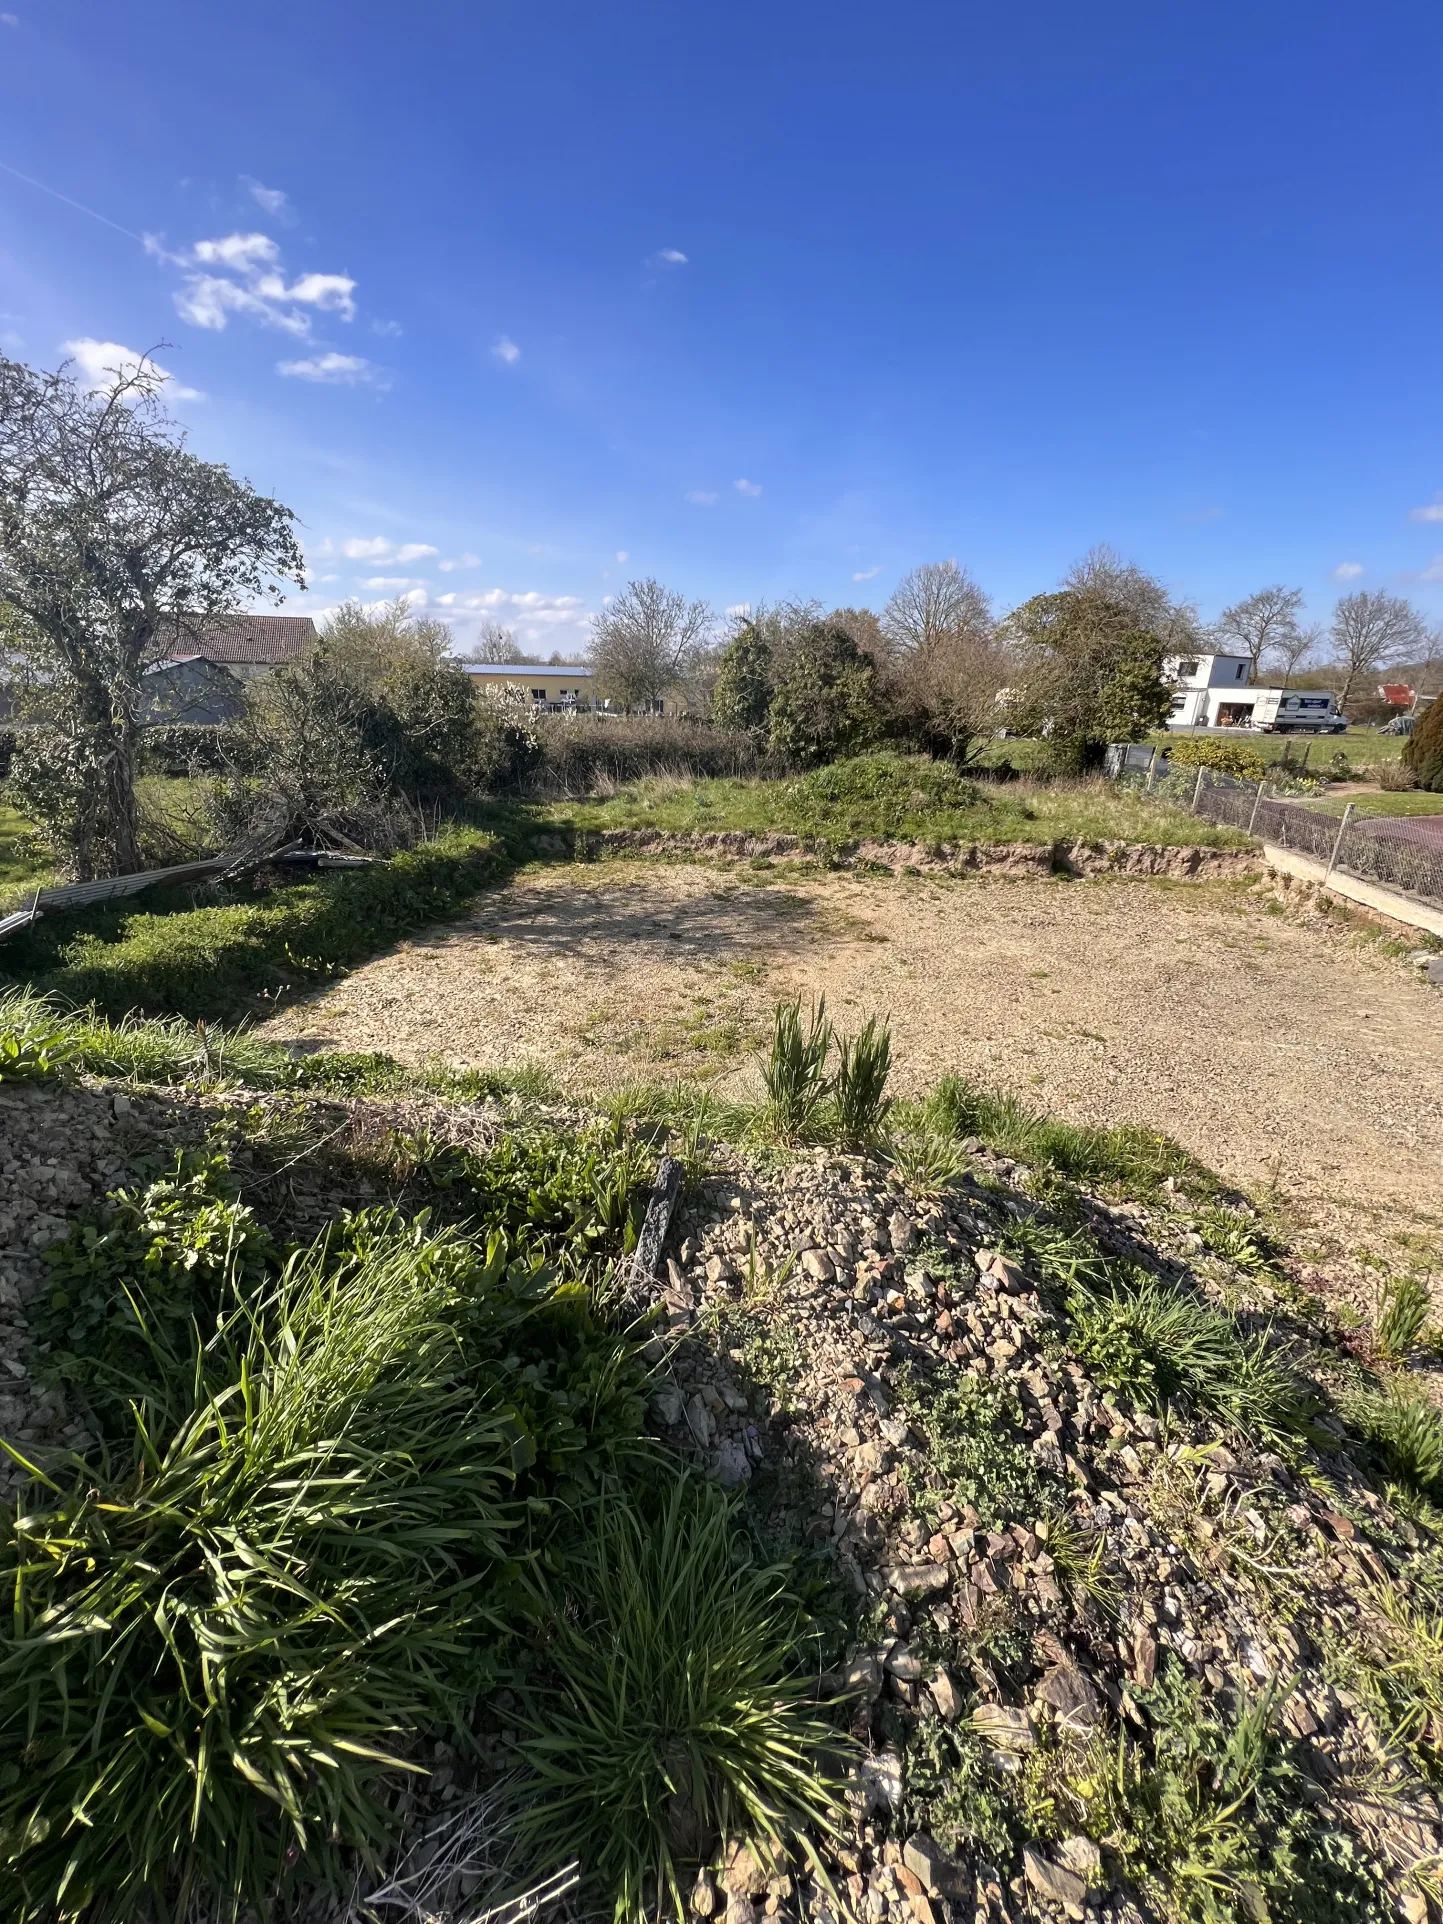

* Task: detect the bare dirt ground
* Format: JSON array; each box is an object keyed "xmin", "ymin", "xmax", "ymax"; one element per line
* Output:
[{"xmin": 260, "ymin": 859, "xmax": 1443, "ymax": 1268}]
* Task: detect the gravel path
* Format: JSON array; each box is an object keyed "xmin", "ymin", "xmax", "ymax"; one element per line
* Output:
[{"xmin": 259, "ymin": 860, "xmax": 1443, "ymax": 1249}]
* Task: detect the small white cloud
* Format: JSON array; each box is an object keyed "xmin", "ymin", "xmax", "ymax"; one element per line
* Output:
[
  {"xmin": 62, "ymin": 337, "xmax": 203, "ymax": 399},
  {"xmin": 649, "ymin": 247, "xmax": 688, "ymax": 267},
  {"xmin": 616, "ymin": 550, "xmax": 629, "ymax": 563},
  {"xmin": 0, "ymin": 13, "xmax": 19, "ymax": 24},
  {"xmin": 193, "ymin": 231, "xmax": 280, "ymax": 273},
  {"xmin": 1410, "ymin": 497, "xmax": 1443, "ymax": 523},
  {"xmin": 1420, "ymin": 555, "xmax": 1443, "ymax": 582},
  {"xmin": 340, "ymin": 536, "xmax": 437, "ymax": 562},
  {"xmin": 151, "ymin": 230, "xmax": 358, "ymax": 338},
  {"xmin": 371, "ymin": 318, "xmax": 403, "ymax": 338},
  {"xmin": 492, "ymin": 336, "xmax": 520, "ymax": 365},
  {"xmin": 852, "ymin": 566, "xmax": 880, "ymax": 581},
  {"xmin": 242, "ymin": 177, "xmax": 292, "ymax": 220},
  {"xmin": 1331, "ymin": 561, "xmax": 1365, "ymax": 580},
  {"xmin": 438, "ymin": 552, "xmax": 481, "ymax": 573},
  {"xmin": 286, "ymin": 272, "xmax": 356, "ymax": 317},
  {"xmin": 277, "ymin": 351, "xmax": 385, "ymax": 386},
  {"xmin": 686, "ymin": 490, "xmax": 718, "ymax": 506},
  {"xmin": 359, "ymin": 575, "xmax": 425, "ymax": 589},
  {"xmin": 734, "ymin": 477, "xmax": 763, "ymax": 497}
]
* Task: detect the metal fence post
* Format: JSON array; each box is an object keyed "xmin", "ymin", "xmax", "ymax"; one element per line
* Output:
[
  {"xmin": 1191, "ymin": 767, "xmax": 1205, "ymax": 812},
  {"xmin": 1145, "ymin": 745, "xmax": 1158, "ymax": 793},
  {"xmin": 1247, "ymin": 778, "xmax": 1265, "ymax": 836},
  {"xmin": 1322, "ymin": 802, "xmax": 1353, "ymax": 887}
]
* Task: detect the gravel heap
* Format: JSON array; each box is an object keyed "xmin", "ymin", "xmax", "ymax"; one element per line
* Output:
[{"xmin": 639, "ymin": 1145, "xmax": 1443, "ymax": 1924}]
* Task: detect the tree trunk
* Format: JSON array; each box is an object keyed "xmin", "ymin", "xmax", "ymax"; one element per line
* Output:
[{"xmin": 104, "ymin": 715, "xmax": 143, "ymax": 874}]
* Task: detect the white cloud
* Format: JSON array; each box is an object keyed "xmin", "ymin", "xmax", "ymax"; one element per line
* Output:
[
  {"xmin": 1, "ymin": 14, "xmax": 20, "ymax": 25},
  {"xmin": 616, "ymin": 550, "xmax": 629, "ymax": 563},
  {"xmin": 339, "ymin": 537, "xmax": 438, "ymax": 562},
  {"xmin": 149, "ymin": 230, "xmax": 358, "ymax": 337},
  {"xmin": 371, "ymin": 318, "xmax": 403, "ymax": 338},
  {"xmin": 852, "ymin": 566, "xmax": 879, "ymax": 581},
  {"xmin": 492, "ymin": 336, "xmax": 521, "ymax": 365},
  {"xmin": 725, "ymin": 604, "xmax": 752, "ymax": 619},
  {"xmin": 438, "ymin": 552, "xmax": 481, "ymax": 573},
  {"xmin": 62, "ymin": 337, "xmax": 203, "ymax": 399},
  {"xmin": 1420, "ymin": 556, "xmax": 1443, "ymax": 582},
  {"xmin": 242, "ymin": 177, "xmax": 292, "ymax": 220},
  {"xmin": 1410, "ymin": 497, "xmax": 1443, "ymax": 523},
  {"xmin": 359, "ymin": 575, "xmax": 427, "ymax": 589},
  {"xmin": 734, "ymin": 477, "xmax": 763, "ymax": 497},
  {"xmin": 686, "ymin": 490, "xmax": 718, "ymax": 506},
  {"xmin": 277, "ymin": 351, "xmax": 384, "ymax": 386},
  {"xmin": 1331, "ymin": 561, "xmax": 1365, "ymax": 581},
  {"xmin": 648, "ymin": 247, "xmax": 688, "ymax": 266}
]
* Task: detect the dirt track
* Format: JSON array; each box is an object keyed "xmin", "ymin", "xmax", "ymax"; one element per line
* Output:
[{"xmin": 260, "ymin": 860, "xmax": 1443, "ymax": 1256}]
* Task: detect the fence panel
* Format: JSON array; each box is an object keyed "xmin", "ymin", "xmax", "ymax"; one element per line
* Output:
[{"xmin": 1109, "ymin": 747, "xmax": 1443, "ymax": 910}]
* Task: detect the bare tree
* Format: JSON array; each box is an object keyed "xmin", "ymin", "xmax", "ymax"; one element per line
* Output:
[
  {"xmin": 589, "ymin": 576, "xmax": 712, "ymax": 707},
  {"xmin": 1329, "ymin": 590, "xmax": 1427, "ymax": 712},
  {"xmin": 0, "ymin": 349, "xmax": 302, "ymax": 876},
  {"xmin": 881, "ymin": 561, "xmax": 991, "ymax": 658},
  {"xmin": 1263, "ymin": 620, "xmax": 1322, "ymax": 689},
  {"xmin": 458, "ymin": 619, "xmax": 525, "ymax": 664},
  {"xmin": 1215, "ymin": 585, "xmax": 1304, "ymax": 679},
  {"xmin": 1063, "ymin": 544, "xmax": 1203, "ymax": 649},
  {"xmin": 881, "ymin": 562, "xmax": 1003, "ymax": 761}
]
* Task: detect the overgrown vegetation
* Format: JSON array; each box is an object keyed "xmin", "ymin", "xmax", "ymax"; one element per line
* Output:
[{"xmin": 1, "ymin": 827, "xmax": 505, "ymax": 1021}]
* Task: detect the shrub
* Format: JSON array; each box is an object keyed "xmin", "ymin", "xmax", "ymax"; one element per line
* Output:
[
  {"xmin": 777, "ymin": 752, "xmax": 983, "ymax": 846},
  {"xmin": 514, "ymin": 1479, "xmax": 846, "ymax": 1922},
  {"xmin": 136, "ymin": 723, "xmax": 242, "ymax": 776},
  {"xmin": 1164, "ymin": 736, "xmax": 1269, "ymax": 783},
  {"xmin": 1376, "ymin": 759, "xmax": 1420, "ymax": 792},
  {"xmin": 4, "ymin": 827, "xmax": 505, "ymax": 1021},
  {"xmin": 1403, "ymin": 696, "xmax": 1443, "ymax": 792},
  {"xmin": 766, "ymin": 624, "xmax": 884, "ymax": 767},
  {"xmin": 711, "ymin": 623, "xmax": 774, "ymax": 734},
  {"xmin": 1069, "ymin": 1267, "xmax": 1301, "ymax": 1442}
]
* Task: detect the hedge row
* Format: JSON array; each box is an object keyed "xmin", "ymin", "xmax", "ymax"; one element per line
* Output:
[{"xmin": 4, "ymin": 829, "xmax": 505, "ymax": 1022}]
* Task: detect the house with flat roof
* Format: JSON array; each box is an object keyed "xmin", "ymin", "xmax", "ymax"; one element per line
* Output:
[
  {"xmin": 462, "ymin": 662, "xmax": 682, "ymax": 713},
  {"xmin": 1161, "ymin": 652, "xmax": 1345, "ymax": 734}
]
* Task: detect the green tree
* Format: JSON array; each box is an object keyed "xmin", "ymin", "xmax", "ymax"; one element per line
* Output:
[
  {"xmin": 589, "ymin": 576, "xmax": 712, "ymax": 708},
  {"xmin": 710, "ymin": 620, "xmax": 773, "ymax": 732},
  {"xmin": 0, "ymin": 351, "xmax": 303, "ymax": 877},
  {"xmin": 1003, "ymin": 586, "xmax": 1173, "ymax": 773},
  {"xmin": 1404, "ymin": 696, "xmax": 1443, "ymax": 792},
  {"xmin": 766, "ymin": 623, "xmax": 883, "ymax": 766}
]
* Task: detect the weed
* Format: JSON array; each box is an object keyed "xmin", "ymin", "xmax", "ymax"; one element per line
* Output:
[
  {"xmin": 762, "ymin": 997, "xmax": 834, "ymax": 1139},
  {"xmin": 1353, "ymin": 1581, "xmax": 1443, "ymax": 1783},
  {"xmin": 1044, "ymin": 1512, "xmax": 1120, "ymax": 1618},
  {"xmin": 1195, "ymin": 1205, "xmax": 1276, "ymax": 1272},
  {"xmin": 514, "ymin": 1479, "xmax": 848, "ymax": 1923},
  {"xmin": 833, "ymin": 1013, "xmax": 893, "ymax": 1145},
  {"xmin": 1343, "ymin": 1382, "xmax": 1443, "ymax": 1501},
  {"xmin": 0, "ymin": 985, "xmax": 76, "ymax": 1082},
  {"xmin": 1068, "ymin": 1267, "xmax": 1301, "ymax": 1443},
  {"xmin": 895, "ymin": 1366, "xmax": 1050, "ymax": 1530},
  {"xmin": 1376, "ymin": 1275, "xmax": 1431, "ymax": 1360},
  {"xmin": 885, "ymin": 1126, "xmax": 971, "ymax": 1197}
]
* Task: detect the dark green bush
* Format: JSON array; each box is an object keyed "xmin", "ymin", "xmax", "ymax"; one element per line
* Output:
[
  {"xmin": 1404, "ymin": 696, "xmax": 1443, "ymax": 792},
  {"xmin": 3, "ymin": 828, "xmax": 504, "ymax": 1021},
  {"xmin": 137, "ymin": 723, "xmax": 243, "ymax": 776}
]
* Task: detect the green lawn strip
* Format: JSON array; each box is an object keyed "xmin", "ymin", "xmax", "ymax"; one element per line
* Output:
[
  {"xmin": 0, "ymin": 800, "xmax": 52, "ymax": 899},
  {"xmin": 538, "ymin": 753, "xmax": 1251, "ymax": 852},
  {"xmin": 0, "ymin": 828, "xmax": 508, "ymax": 1022},
  {"xmin": 1145, "ymin": 726, "xmax": 1408, "ymax": 768},
  {"xmin": 1301, "ymin": 790, "xmax": 1443, "ymax": 819}
]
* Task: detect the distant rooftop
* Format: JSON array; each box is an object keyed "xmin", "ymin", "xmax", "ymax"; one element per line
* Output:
[
  {"xmin": 462, "ymin": 662, "xmax": 594, "ymax": 677},
  {"xmin": 165, "ymin": 613, "xmax": 317, "ymax": 665}
]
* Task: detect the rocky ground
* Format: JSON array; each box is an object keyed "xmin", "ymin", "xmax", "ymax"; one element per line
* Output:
[{"xmin": 4, "ymin": 1072, "xmax": 1442, "ymax": 1921}]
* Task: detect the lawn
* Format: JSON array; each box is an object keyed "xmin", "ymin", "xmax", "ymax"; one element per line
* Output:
[
  {"xmin": 1308, "ymin": 789, "xmax": 1443, "ymax": 819},
  {"xmin": 541, "ymin": 753, "xmax": 1253, "ymax": 850},
  {"xmin": 1146, "ymin": 725, "xmax": 1409, "ymax": 769}
]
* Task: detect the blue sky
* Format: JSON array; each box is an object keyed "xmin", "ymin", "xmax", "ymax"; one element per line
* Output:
[{"xmin": 2, "ymin": 0, "xmax": 1442, "ymax": 654}]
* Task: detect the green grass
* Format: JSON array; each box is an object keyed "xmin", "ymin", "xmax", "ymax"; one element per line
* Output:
[
  {"xmin": 1306, "ymin": 789, "xmax": 1443, "ymax": 818},
  {"xmin": 0, "ymin": 799, "xmax": 52, "ymax": 898},
  {"xmin": 0, "ymin": 828, "xmax": 507, "ymax": 1022},
  {"xmin": 542, "ymin": 752, "xmax": 1252, "ymax": 851},
  {"xmin": 1147, "ymin": 726, "xmax": 1409, "ymax": 768}
]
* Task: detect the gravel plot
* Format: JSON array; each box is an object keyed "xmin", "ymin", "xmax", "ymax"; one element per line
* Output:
[{"xmin": 258, "ymin": 861, "xmax": 1443, "ymax": 1252}]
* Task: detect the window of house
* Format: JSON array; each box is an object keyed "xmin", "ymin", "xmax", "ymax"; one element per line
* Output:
[
  {"xmin": 1235, "ymin": 663, "xmax": 1246, "ymax": 680},
  {"xmin": 1170, "ymin": 695, "xmax": 1187, "ymax": 710},
  {"xmin": 1176, "ymin": 659, "xmax": 1199, "ymax": 680},
  {"xmin": 530, "ymin": 688, "xmax": 545, "ymax": 701}
]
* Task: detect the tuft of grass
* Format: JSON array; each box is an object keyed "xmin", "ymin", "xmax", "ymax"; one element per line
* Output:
[
  {"xmin": 1376, "ymin": 1275, "xmax": 1432, "ymax": 1360},
  {"xmin": 762, "ymin": 996, "xmax": 834, "ymax": 1139},
  {"xmin": 1344, "ymin": 1381, "xmax": 1443, "ymax": 1501},
  {"xmin": 885, "ymin": 1126, "xmax": 972, "ymax": 1198},
  {"xmin": 513, "ymin": 1479, "xmax": 848, "ymax": 1923},
  {"xmin": 833, "ymin": 1013, "xmax": 892, "ymax": 1146},
  {"xmin": 0, "ymin": 985, "xmax": 76, "ymax": 1082},
  {"xmin": 923, "ymin": 1074, "xmax": 1206, "ymax": 1198},
  {"xmin": 1068, "ymin": 1266, "xmax": 1301, "ymax": 1443}
]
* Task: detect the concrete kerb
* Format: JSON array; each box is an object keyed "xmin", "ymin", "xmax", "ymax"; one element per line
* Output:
[{"xmin": 1262, "ymin": 842, "xmax": 1443, "ymax": 946}]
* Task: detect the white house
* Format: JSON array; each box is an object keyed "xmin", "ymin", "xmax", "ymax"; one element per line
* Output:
[{"xmin": 1161, "ymin": 653, "xmax": 1346, "ymax": 734}]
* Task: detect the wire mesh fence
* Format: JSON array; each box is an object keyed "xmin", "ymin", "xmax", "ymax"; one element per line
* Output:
[{"xmin": 1107, "ymin": 743, "xmax": 1443, "ymax": 911}]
